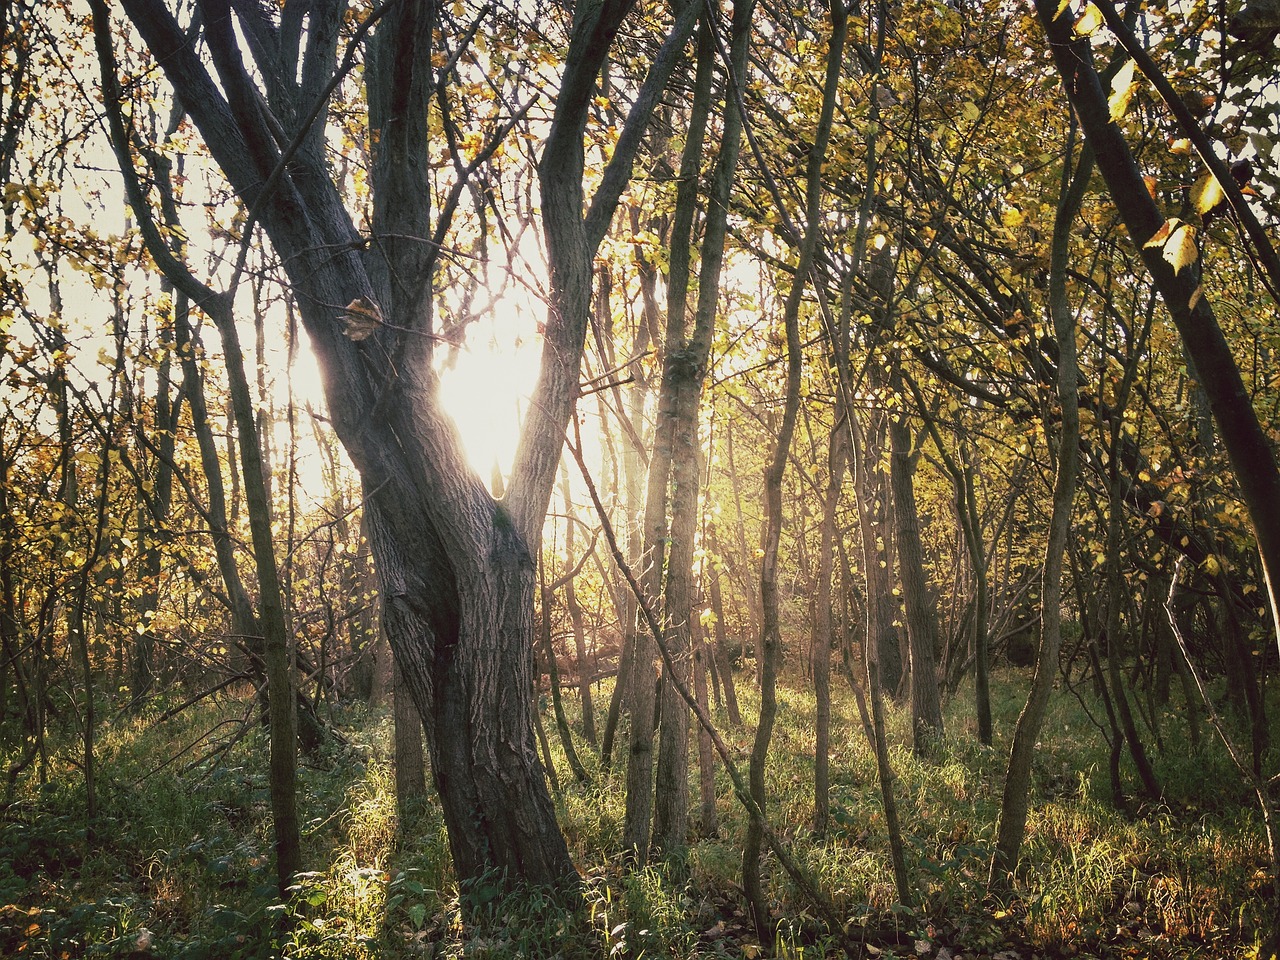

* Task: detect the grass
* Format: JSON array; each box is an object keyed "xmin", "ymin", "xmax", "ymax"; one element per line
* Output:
[{"xmin": 0, "ymin": 665, "xmax": 1272, "ymax": 958}]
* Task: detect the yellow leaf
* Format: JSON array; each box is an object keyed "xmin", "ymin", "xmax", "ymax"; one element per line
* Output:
[
  {"xmin": 1108, "ymin": 60, "xmax": 1140, "ymax": 123},
  {"xmin": 1162, "ymin": 223, "xmax": 1199, "ymax": 274},
  {"xmin": 1054, "ymin": 0, "xmax": 1072, "ymax": 18},
  {"xmin": 1191, "ymin": 171, "xmax": 1224, "ymax": 215},
  {"xmin": 1002, "ymin": 206, "xmax": 1025, "ymax": 228},
  {"xmin": 1202, "ymin": 554, "xmax": 1221, "ymax": 577},
  {"xmin": 1074, "ymin": 3, "xmax": 1102, "ymax": 35},
  {"xmin": 1169, "ymin": 137, "xmax": 1193, "ymax": 155},
  {"xmin": 1188, "ymin": 285, "xmax": 1203, "ymax": 310},
  {"xmin": 961, "ymin": 101, "xmax": 981, "ymax": 122},
  {"xmin": 1144, "ymin": 218, "xmax": 1177, "ymax": 248}
]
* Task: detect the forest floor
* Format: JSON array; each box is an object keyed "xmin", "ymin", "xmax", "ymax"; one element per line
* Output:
[{"xmin": 0, "ymin": 665, "xmax": 1271, "ymax": 959}]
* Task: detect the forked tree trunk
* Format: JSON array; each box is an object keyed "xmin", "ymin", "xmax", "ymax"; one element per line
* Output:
[{"xmin": 109, "ymin": 0, "xmax": 695, "ymax": 889}]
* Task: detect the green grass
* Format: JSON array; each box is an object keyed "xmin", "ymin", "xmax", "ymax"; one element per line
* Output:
[{"xmin": 0, "ymin": 666, "xmax": 1272, "ymax": 958}]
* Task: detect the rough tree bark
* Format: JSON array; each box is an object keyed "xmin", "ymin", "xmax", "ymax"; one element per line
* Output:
[{"xmin": 108, "ymin": 0, "xmax": 688, "ymax": 889}]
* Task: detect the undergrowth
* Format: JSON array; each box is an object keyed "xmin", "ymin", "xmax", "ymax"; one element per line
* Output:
[{"xmin": 0, "ymin": 668, "xmax": 1270, "ymax": 958}]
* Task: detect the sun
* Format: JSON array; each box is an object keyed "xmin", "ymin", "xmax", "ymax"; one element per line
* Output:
[{"xmin": 437, "ymin": 296, "xmax": 543, "ymax": 491}]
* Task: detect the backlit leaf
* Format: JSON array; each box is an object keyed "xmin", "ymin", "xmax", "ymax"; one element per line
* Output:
[
  {"xmin": 1074, "ymin": 3, "xmax": 1102, "ymax": 35},
  {"xmin": 1190, "ymin": 171, "xmax": 1224, "ymax": 215},
  {"xmin": 1108, "ymin": 60, "xmax": 1140, "ymax": 122},
  {"xmin": 1162, "ymin": 223, "xmax": 1198, "ymax": 274},
  {"xmin": 1144, "ymin": 218, "xmax": 1176, "ymax": 248}
]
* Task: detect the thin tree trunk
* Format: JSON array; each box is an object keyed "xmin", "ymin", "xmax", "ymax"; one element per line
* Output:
[
  {"xmin": 812, "ymin": 413, "xmax": 847, "ymax": 837},
  {"xmin": 562, "ymin": 474, "xmax": 597, "ymax": 745},
  {"xmin": 1102, "ymin": 478, "xmax": 1161, "ymax": 800},
  {"xmin": 849, "ymin": 416, "xmax": 913, "ymax": 906},
  {"xmin": 890, "ymin": 413, "xmax": 944, "ymax": 755},
  {"xmin": 600, "ymin": 228, "xmax": 659, "ymax": 771},
  {"xmin": 744, "ymin": 0, "xmax": 844, "ymax": 938},
  {"xmin": 654, "ymin": 5, "xmax": 748, "ymax": 854},
  {"xmin": 93, "ymin": 8, "xmax": 301, "ymax": 888},
  {"xmin": 707, "ymin": 531, "xmax": 741, "ymax": 726},
  {"xmin": 692, "ymin": 621, "xmax": 717, "ymax": 837},
  {"xmin": 989, "ymin": 125, "xmax": 1090, "ymax": 891},
  {"xmin": 540, "ymin": 558, "xmax": 590, "ymax": 785}
]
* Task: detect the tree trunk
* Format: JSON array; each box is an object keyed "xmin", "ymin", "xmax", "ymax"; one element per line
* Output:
[
  {"xmin": 707, "ymin": 533, "xmax": 741, "ymax": 726},
  {"xmin": 561, "ymin": 476, "xmax": 597, "ymax": 745},
  {"xmin": 653, "ymin": 7, "xmax": 744, "ymax": 855},
  {"xmin": 812, "ymin": 413, "xmax": 847, "ymax": 836},
  {"xmin": 539, "ymin": 557, "xmax": 590, "ymax": 785},
  {"xmin": 692, "ymin": 622, "xmax": 718, "ymax": 837},
  {"xmin": 890, "ymin": 413, "xmax": 944, "ymax": 755},
  {"xmin": 114, "ymin": 0, "xmax": 699, "ymax": 891},
  {"xmin": 599, "ymin": 231, "xmax": 659, "ymax": 771},
  {"xmin": 744, "ymin": 0, "xmax": 842, "ymax": 938},
  {"xmin": 849, "ymin": 415, "xmax": 913, "ymax": 907},
  {"xmin": 91, "ymin": 11, "xmax": 304, "ymax": 890},
  {"xmin": 990, "ymin": 126, "xmax": 1090, "ymax": 890},
  {"xmin": 393, "ymin": 657, "xmax": 426, "ymax": 814}
]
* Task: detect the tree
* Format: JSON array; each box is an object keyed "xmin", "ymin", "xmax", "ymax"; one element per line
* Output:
[{"xmin": 104, "ymin": 0, "xmax": 695, "ymax": 889}]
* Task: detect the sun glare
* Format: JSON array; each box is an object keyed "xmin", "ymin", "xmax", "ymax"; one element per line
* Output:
[{"xmin": 437, "ymin": 297, "xmax": 543, "ymax": 488}]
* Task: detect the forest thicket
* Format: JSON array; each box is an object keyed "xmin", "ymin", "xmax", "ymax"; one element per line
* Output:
[{"xmin": 1, "ymin": 0, "xmax": 1279, "ymax": 957}]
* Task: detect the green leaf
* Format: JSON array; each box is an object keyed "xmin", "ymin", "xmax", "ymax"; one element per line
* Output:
[{"xmin": 408, "ymin": 902, "xmax": 427, "ymax": 930}]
